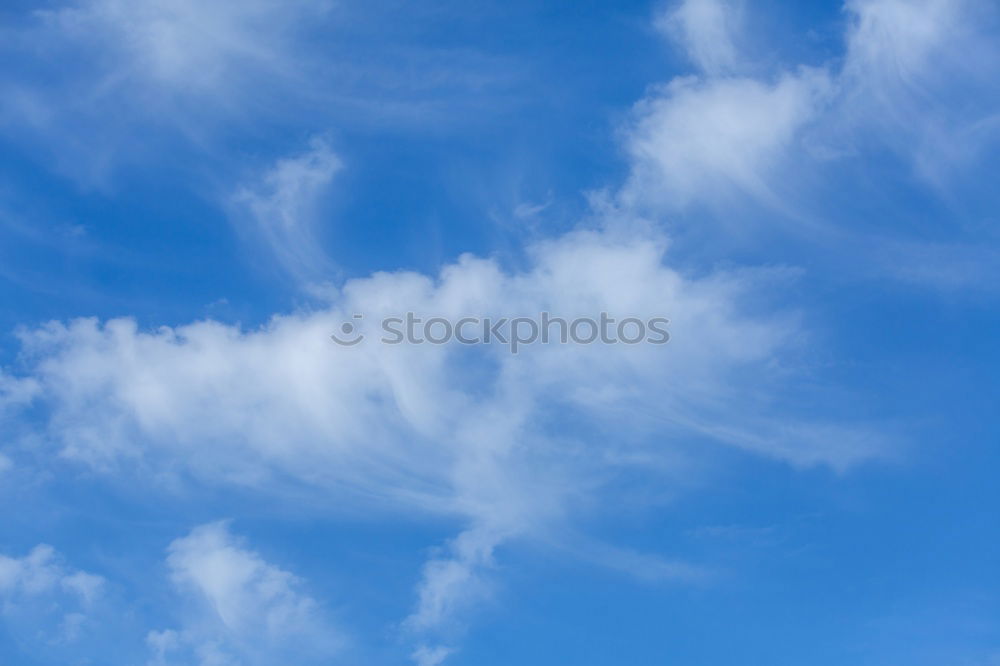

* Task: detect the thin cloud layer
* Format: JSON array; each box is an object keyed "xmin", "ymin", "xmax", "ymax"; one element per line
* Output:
[
  {"xmin": 36, "ymin": 0, "xmax": 323, "ymax": 91},
  {"xmin": 0, "ymin": 0, "xmax": 523, "ymax": 187},
  {"xmin": 0, "ymin": 0, "xmax": 330, "ymax": 186}
]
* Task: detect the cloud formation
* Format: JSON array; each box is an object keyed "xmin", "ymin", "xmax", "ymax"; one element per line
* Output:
[
  {"xmin": 149, "ymin": 522, "xmax": 340, "ymax": 665},
  {"xmin": 657, "ymin": 0, "xmax": 743, "ymax": 75},
  {"xmin": 0, "ymin": 545, "xmax": 103, "ymax": 605},
  {"xmin": 0, "ymin": 544, "xmax": 105, "ymax": 650},
  {"xmin": 36, "ymin": 0, "xmax": 322, "ymax": 91},
  {"xmin": 4, "ymin": 224, "xmax": 885, "ymax": 657},
  {"xmin": 622, "ymin": 69, "xmax": 832, "ymax": 210},
  {"xmin": 0, "ymin": 0, "xmax": 331, "ymax": 186},
  {"xmin": 624, "ymin": 0, "xmax": 1000, "ymax": 214},
  {"xmin": 231, "ymin": 137, "xmax": 342, "ymax": 285},
  {"xmin": 5, "ymin": 2, "xmax": 991, "ymax": 663}
]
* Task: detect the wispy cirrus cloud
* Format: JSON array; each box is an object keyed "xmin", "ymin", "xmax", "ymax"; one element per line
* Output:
[
  {"xmin": 34, "ymin": 0, "xmax": 326, "ymax": 91},
  {"xmin": 0, "ymin": 0, "xmax": 525, "ymax": 188},
  {"xmin": 839, "ymin": 0, "xmax": 1000, "ymax": 180},
  {"xmin": 231, "ymin": 137, "xmax": 342, "ymax": 287},
  {"xmin": 0, "ymin": 0, "xmax": 332, "ymax": 187}
]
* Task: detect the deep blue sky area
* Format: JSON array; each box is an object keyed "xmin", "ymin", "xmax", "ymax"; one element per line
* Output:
[{"xmin": 1, "ymin": 1, "xmax": 998, "ymax": 665}]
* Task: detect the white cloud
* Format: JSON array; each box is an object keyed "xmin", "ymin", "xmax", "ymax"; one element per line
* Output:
[
  {"xmin": 3, "ymin": 4, "xmax": 965, "ymax": 661},
  {"xmin": 0, "ymin": 0, "xmax": 331, "ymax": 187},
  {"xmin": 839, "ymin": 0, "xmax": 1000, "ymax": 180},
  {"xmin": 0, "ymin": 371, "xmax": 41, "ymax": 411},
  {"xmin": 843, "ymin": 0, "xmax": 961, "ymax": 87},
  {"xmin": 0, "ymin": 544, "xmax": 105, "ymax": 649},
  {"xmin": 13, "ymin": 228, "xmax": 875, "ymax": 477},
  {"xmin": 624, "ymin": 0, "xmax": 1000, "ymax": 216},
  {"xmin": 657, "ymin": 0, "xmax": 743, "ymax": 75},
  {"xmin": 625, "ymin": 0, "xmax": 832, "ymax": 212},
  {"xmin": 151, "ymin": 522, "xmax": 341, "ymax": 665},
  {"xmin": 146, "ymin": 629, "xmax": 182, "ymax": 666},
  {"xmin": 6, "ymin": 225, "xmax": 885, "ymax": 661},
  {"xmin": 231, "ymin": 138, "xmax": 342, "ymax": 286},
  {"xmin": 0, "ymin": 544, "xmax": 103, "ymax": 605},
  {"xmin": 620, "ymin": 69, "xmax": 832, "ymax": 210},
  {"xmin": 35, "ymin": 0, "xmax": 325, "ymax": 93},
  {"xmin": 168, "ymin": 522, "xmax": 321, "ymax": 637},
  {"xmin": 0, "ymin": 0, "xmax": 525, "ymax": 188},
  {"xmin": 405, "ymin": 526, "xmax": 500, "ymax": 634}
]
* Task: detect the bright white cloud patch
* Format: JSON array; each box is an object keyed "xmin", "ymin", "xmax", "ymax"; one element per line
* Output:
[
  {"xmin": 627, "ymin": 0, "xmax": 831, "ymax": 211},
  {"xmin": 626, "ymin": 0, "xmax": 1000, "ymax": 214},
  {"xmin": 11, "ymin": 228, "xmax": 876, "ymax": 479},
  {"xmin": 622, "ymin": 70, "xmax": 832, "ymax": 209},
  {"xmin": 151, "ymin": 522, "xmax": 340, "ymax": 665}
]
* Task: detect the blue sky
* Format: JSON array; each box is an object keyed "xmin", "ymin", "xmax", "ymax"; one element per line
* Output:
[{"xmin": 1, "ymin": 0, "xmax": 999, "ymax": 664}]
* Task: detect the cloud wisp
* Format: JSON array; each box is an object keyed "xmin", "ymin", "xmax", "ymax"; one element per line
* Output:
[{"xmin": 231, "ymin": 137, "xmax": 342, "ymax": 287}]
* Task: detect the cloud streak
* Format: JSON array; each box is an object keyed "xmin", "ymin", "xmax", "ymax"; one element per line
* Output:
[{"xmin": 231, "ymin": 137, "xmax": 342, "ymax": 286}]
